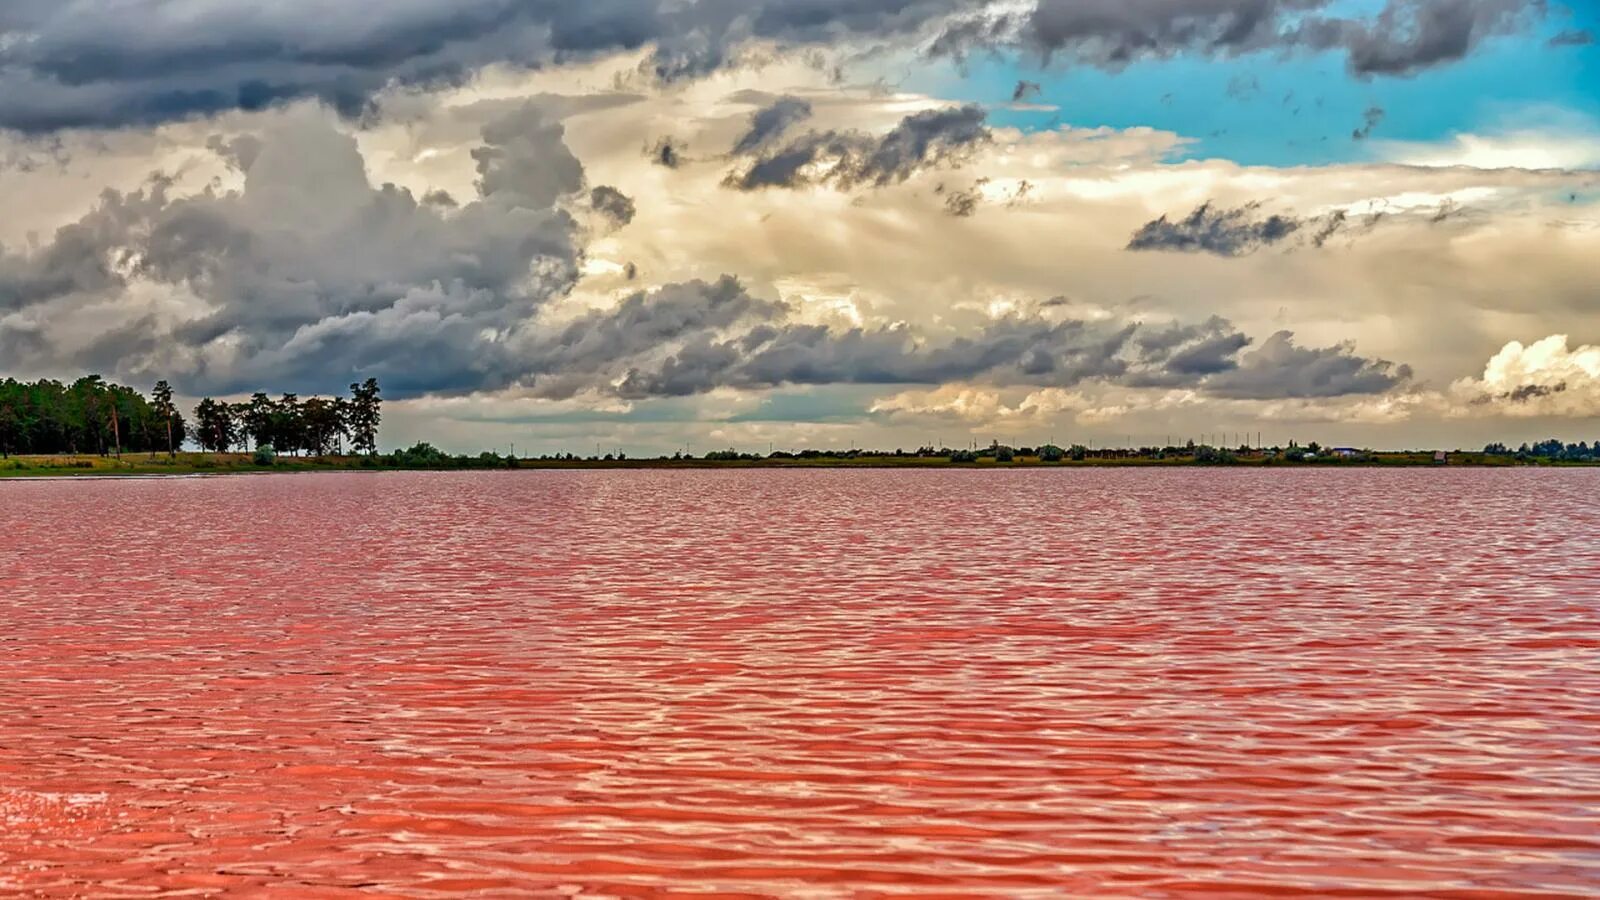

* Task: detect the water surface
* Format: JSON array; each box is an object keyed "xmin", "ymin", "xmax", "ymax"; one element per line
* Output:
[{"xmin": 2, "ymin": 469, "xmax": 1598, "ymax": 897}]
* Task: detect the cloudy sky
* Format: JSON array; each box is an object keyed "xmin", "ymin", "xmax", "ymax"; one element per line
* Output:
[{"xmin": 2, "ymin": 0, "xmax": 1597, "ymax": 453}]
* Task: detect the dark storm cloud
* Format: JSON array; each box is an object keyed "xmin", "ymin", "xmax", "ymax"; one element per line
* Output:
[
  {"xmin": 1202, "ymin": 331, "xmax": 1412, "ymax": 398},
  {"xmin": 934, "ymin": 0, "xmax": 1544, "ymax": 78},
  {"xmin": 0, "ymin": 1, "xmax": 1537, "ymax": 133},
  {"xmin": 1548, "ymin": 28, "xmax": 1593, "ymax": 47},
  {"xmin": 1127, "ymin": 202, "xmax": 1305, "ymax": 256},
  {"xmin": 725, "ymin": 104, "xmax": 990, "ymax": 191},
  {"xmin": 0, "ymin": 103, "xmax": 587, "ymax": 396},
  {"xmin": 0, "ymin": 0, "xmax": 990, "ymax": 132},
  {"xmin": 0, "ymin": 182, "xmax": 168, "ymax": 310},
  {"xmin": 516, "ymin": 280, "xmax": 1409, "ymax": 402},
  {"xmin": 589, "ymin": 185, "xmax": 637, "ymax": 227},
  {"xmin": 1134, "ymin": 317, "xmax": 1254, "ymax": 379},
  {"xmin": 730, "ymin": 97, "xmax": 815, "ymax": 156},
  {"xmin": 1301, "ymin": 0, "xmax": 1542, "ymax": 77},
  {"xmin": 0, "ymin": 102, "xmax": 1409, "ymax": 405}
]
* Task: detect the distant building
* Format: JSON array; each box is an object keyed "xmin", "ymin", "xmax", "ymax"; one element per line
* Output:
[
  {"xmin": 1331, "ymin": 447, "xmax": 1360, "ymax": 458},
  {"xmin": 1434, "ymin": 451, "xmax": 1449, "ymax": 464}
]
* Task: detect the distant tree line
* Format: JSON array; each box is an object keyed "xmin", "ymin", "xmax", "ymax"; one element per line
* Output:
[
  {"xmin": 192, "ymin": 379, "xmax": 382, "ymax": 456},
  {"xmin": 0, "ymin": 376, "xmax": 185, "ymax": 458},
  {"xmin": 1484, "ymin": 440, "xmax": 1600, "ymax": 462},
  {"xmin": 0, "ymin": 375, "xmax": 382, "ymax": 458}
]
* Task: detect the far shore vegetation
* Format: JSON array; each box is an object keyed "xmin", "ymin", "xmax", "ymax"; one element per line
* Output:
[{"xmin": 3, "ymin": 374, "xmax": 1599, "ymax": 478}]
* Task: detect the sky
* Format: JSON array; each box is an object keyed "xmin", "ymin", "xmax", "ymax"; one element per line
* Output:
[{"xmin": 2, "ymin": 0, "xmax": 1598, "ymax": 454}]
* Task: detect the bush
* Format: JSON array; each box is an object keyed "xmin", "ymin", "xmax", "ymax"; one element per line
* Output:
[
  {"xmin": 253, "ymin": 445, "xmax": 277, "ymax": 466},
  {"xmin": 1194, "ymin": 446, "xmax": 1238, "ymax": 465},
  {"xmin": 949, "ymin": 450, "xmax": 978, "ymax": 463},
  {"xmin": 1038, "ymin": 444, "xmax": 1065, "ymax": 462},
  {"xmin": 393, "ymin": 442, "xmax": 452, "ymax": 467}
]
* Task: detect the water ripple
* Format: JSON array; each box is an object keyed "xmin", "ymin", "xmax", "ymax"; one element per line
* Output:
[{"xmin": 1, "ymin": 469, "xmax": 1598, "ymax": 897}]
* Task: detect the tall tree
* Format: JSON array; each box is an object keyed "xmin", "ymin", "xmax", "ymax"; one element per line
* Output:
[
  {"xmin": 273, "ymin": 393, "xmax": 303, "ymax": 455},
  {"xmin": 109, "ymin": 392, "xmax": 122, "ymax": 459},
  {"xmin": 0, "ymin": 390, "xmax": 16, "ymax": 459},
  {"xmin": 192, "ymin": 399, "xmax": 237, "ymax": 453},
  {"xmin": 241, "ymin": 393, "xmax": 274, "ymax": 452},
  {"xmin": 71, "ymin": 375, "xmax": 108, "ymax": 455},
  {"xmin": 347, "ymin": 378, "xmax": 382, "ymax": 455},
  {"xmin": 301, "ymin": 397, "xmax": 348, "ymax": 457}
]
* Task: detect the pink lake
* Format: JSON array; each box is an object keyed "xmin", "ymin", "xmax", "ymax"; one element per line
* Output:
[{"xmin": 2, "ymin": 469, "xmax": 1598, "ymax": 898}]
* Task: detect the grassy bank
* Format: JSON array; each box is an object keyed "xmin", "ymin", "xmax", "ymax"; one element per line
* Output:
[{"xmin": 0, "ymin": 450, "xmax": 1585, "ymax": 478}]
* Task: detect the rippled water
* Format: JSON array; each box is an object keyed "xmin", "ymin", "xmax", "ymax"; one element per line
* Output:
[{"xmin": 2, "ymin": 469, "xmax": 1599, "ymax": 898}]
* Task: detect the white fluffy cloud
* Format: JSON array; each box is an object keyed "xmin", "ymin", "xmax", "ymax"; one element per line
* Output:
[{"xmin": 1447, "ymin": 336, "xmax": 1600, "ymax": 417}]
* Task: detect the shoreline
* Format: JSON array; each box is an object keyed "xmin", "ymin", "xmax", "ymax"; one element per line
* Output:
[{"xmin": 2, "ymin": 452, "xmax": 1592, "ymax": 479}]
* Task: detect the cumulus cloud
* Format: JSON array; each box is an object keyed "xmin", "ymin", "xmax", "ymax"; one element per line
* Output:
[
  {"xmin": 524, "ymin": 283, "xmax": 1413, "ymax": 402},
  {"xmin": 871, "ymin": 384, "xmax": 1089, "ymax": 428},
  {"xmin": 0, "ymin": 96, "xmax": 1417, "ymax": 410},
  {"xmin": 0, "ymin": 103, "xmax": 586, "ymax": 395},
  {"xmin": 6, "ymin": 53, "xmax": 1595, "ymax": 452},
  {"xmin": 936, "ymin": 0, "xmax": 1545, "ymax": 78},
  {"xmin": 1449, "ymin": 335, "xmax": 1600, "ymax": 417},
  {"xmin": 1203, "ymin": 331, "xmax": 1413, "ymax": 399},
  {"xmin": 725, "ymin": 104, "xmax": 990, "ymax": 190}
]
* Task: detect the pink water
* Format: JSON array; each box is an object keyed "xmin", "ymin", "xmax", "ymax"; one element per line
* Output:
[{"xmin": 2, "ymin": 469, "xmax": 1598, "ymax": 898}]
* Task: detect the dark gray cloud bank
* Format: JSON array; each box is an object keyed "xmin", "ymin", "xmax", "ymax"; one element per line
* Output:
[
  {"xmin": 936, "ymin": 0, "xmax": 1545, "ymax": 77},
  {"xmin": 3, "ymin": 92, "xmax": 1414, "ymax": 400},
  {"xmin": 0, "ymin": 102, "xmax": 1410, "ymax": 404},
  {"xmin": 585, "ymin": 288, "xmax": 1412, "ymax": 402},
  {"xmin": 0, "ymin": 0, "xmax": 1546, "ymax": 132},
  {"xmin": 725, "ymin": 102, "xmax": 991, "ymax": 190}
]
